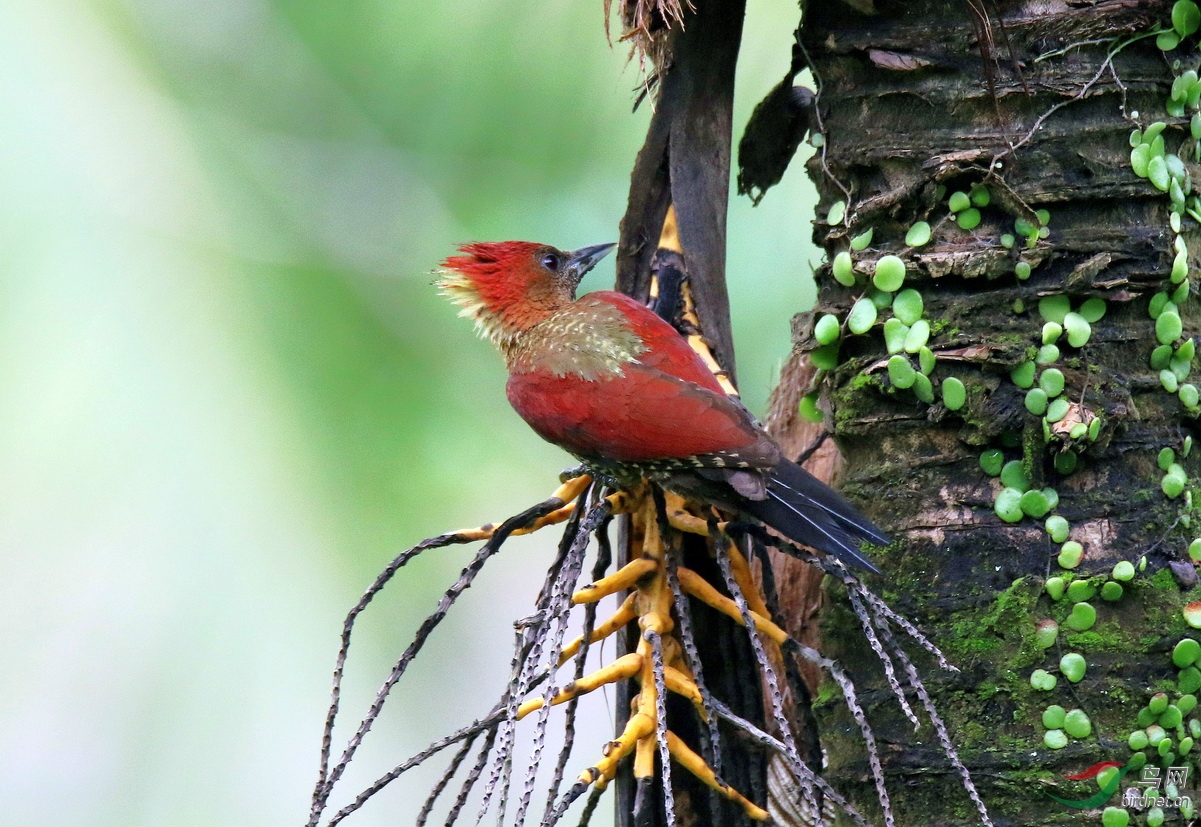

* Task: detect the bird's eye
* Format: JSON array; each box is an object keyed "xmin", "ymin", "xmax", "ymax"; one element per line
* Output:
[{"xmin": 540, "ymin": 253, "xmax": 560, "ymax": 271}]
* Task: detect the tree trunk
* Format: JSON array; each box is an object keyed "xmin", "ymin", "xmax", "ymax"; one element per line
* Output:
[{"xmin": 773, "ymin": 0, "xmax": 1201, "ymax": 823}]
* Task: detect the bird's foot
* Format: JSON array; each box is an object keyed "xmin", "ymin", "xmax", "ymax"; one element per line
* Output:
[{"xmin": 558, "ymin": 464, "xmax": 591, "ymax": 483}]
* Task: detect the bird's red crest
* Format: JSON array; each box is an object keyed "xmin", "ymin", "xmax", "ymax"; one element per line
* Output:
[{"xmin": 437, "ymin": 241, "xmax": 562, "ymax": 344}]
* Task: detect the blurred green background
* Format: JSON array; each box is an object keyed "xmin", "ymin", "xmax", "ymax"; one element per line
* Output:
[{"xmin": 0, "ymin": 1, "xmax": 820, "ymax": 824}]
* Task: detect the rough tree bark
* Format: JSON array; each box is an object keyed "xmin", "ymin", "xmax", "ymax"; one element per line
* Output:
[{"xmin": 761, "ymin": 0, "xmax": 1201, "ymax": 824}]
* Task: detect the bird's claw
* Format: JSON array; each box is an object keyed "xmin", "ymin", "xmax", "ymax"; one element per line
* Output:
[{"xmin": 559, "ymin": 464, "xmax": 591, "ymax": 483}]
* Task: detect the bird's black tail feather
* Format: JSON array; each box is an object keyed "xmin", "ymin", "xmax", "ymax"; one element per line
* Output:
[{"xmin": 740, "ymin": 458, "xmax": 887, "ymax": 574}]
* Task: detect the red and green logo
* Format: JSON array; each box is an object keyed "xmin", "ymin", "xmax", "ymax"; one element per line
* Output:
[{"xmin": 1047, "ymin": 761, "xmax": 1136, "ymax": 809}]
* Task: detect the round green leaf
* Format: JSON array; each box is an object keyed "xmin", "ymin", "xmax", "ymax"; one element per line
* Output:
[
  {"xmin": 1036, "ymin": 344, "xmax": 1060, "ymax": 365},
  {"xmin": 887, "ymin": 354, "xmax": 916, "ymax": 389},
  {"xmin": 904, "ymin": 319, "xmax": 930, "ymax": 352},
  {"xmin": 810, "ymin": 343, "xmax": 839, "ymax": 370},
  {"xmin": 1067, "ymin": 580, "xmax": 1096, "ymax": 603},
  {"xmin": 1164, "ymin": 473, "xmax": 1186, "ymax": 498},
  {"xmin": 1132, "ymin": 142, "xmax": 1152, "ymax": 177},
  {"xmin": 1046, "ymin": 576, "xmax": 1066, "ymax": 600},
  {"xmin": 814, "ymin": 314, "xmax": 841, "ymax": 345},
  {"xmin": 1046, "ymin": 397, "xmax": 1070, "ymax": 423},
  {"xmin": 832, "ymin": 251, "xmax": 855, "ymax": 286},
  {"xmin": 905, "ymin": 221, "xmax": 931, "ymax": 247},
  {"xmin": 1063, "ymin": 312, "xmax": 1091, "ymax": 348},
  {"xmin": 1000, "ymin": 460, "xmax": 1030, "ymax": 492},
  {"xmin": 1175, "ymin": 0, "xmax": 1201, "ymax": 37},
  {"xmin": 1058, "ymin": 541, "xmax": 1084, "ymax": 569},
  {"xmin": 1101, "ymin": 806, "xmax": 1129, "ymax": 827},
  {"xmin": 1078, "ymin": 297, "xmax": 1106, "ymax": 323},
  {"xmin": 1045, "ymin": 515, "xmax": 1070, "ymax": 543},
  {"xmin": 1040, "ymin": 368, "xmax": 1065, "ymax": 398},
  {"xmin": 1038, "ymin": 295, "xmax": 1071, "ymax": 324},
  {"xmin": 883, "ymin": 317, "xmax": 909, "ymax": 354},
  {"xmin": 892, "ymin": 288, "xmax": 924, "ymax": 325},
  {"xmin": 942, "ymin": 377, "xmax": 966, "ymax": 410},
  {"xmin": 1173, "ymin": 250, "xmax": 1189, "ymax": 283},
  {"xmin": 1031, "ymin": 668, "xmax": 1058, "ymax": 691},
  {"xmin": 918, "ymin": 346, "xmax": 936, "ymax": 375},
  {"xmin": 873, "ymin": 255, "xmax": 906, "ymax": 292},
  {"xmin": 1150, "ymin": 292, "xmax": 1172, "ymax": 319},
  {"xmin": 1035, "ymin": 619, "xmax": 1059, "ymax": 648},
  {"xmin": 1020, "ymin": 489, "xmax": 1051, "ymax": 518},
  {"xmin": 994, "ymin": 487, "xmax": 1024, "ymax": 523},
  {"xmin": 1066, "ymin": 601, "xmax": 1097, "ymax": 631},
  {"xmin": 1158, "ymin": 311, "xmax": 1184, "ymax": 345},
  {"xmin": 847, "ymin": 298, "xmax": 878, "ymax": 334},
  {"xmin": 1025, "ymin": 388, "xmax": 1049, "ymax": 415},
  {"xmin": 1181, "ymin": 383, "xmax": 1199, "ymax": 408},
  {"xmin": 957, "ymin": 208, "xmax": 981, "ymax": 230},
  {"xmin": 1010, "ymin": 361, "xmax": 1036, "ymax": 388},
  {"xmin": 1042, "ymin": 704, "xmax": 1066, "ymax": 729},
  {"xmin": 1151, "ymin": 155, "xmax": 1172, "ymax": 192},
  {"xmin": 1064, "ymin": 708, "xmax": 1092, "ymax": 737},
  {"xmin": 911, "ymin": 372, "xmax": 934, "ymax": 403},
  {"xmin": 1054, "ymin": 450, "xmax": 1078, "ymax": 475},
  {"xmin": 979, "ymin": 449, "xmax": 1004, "ymax": 476},
  {"xmin": 799, "ymin": 393, "xmax": 823, "ymax": 423},
  {"xmin": 1060, "ymin": 652, "xmax": 1086, "ymax": 682}
]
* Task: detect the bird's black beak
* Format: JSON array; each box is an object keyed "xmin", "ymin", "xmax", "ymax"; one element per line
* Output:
[{"xmin": 564, "ymin": 243, "xmax": 616, "ymax": 287}]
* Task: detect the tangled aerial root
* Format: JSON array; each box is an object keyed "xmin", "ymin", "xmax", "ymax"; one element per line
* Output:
[{"xmin": 305, "ymin": 469, "xmax": 991, "ymax": 827}]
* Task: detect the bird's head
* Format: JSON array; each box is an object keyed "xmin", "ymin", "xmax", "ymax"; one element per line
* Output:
[{"xmin": 438, "ymin": 241, "xmax": 615, "ymax": 345}]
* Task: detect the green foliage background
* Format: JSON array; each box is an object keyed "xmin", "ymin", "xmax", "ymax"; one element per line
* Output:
[{"xmin": 0, "ymin": 1, "xmax": 819, "ymax": 824}]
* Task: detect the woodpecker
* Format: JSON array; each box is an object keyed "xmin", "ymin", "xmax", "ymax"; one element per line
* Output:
[{"xmin": 438, "ymin": 241, "xmax": 886, "ymax": 573}]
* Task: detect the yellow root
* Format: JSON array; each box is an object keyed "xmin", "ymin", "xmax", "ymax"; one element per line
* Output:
[
  {"xmin": 443, "ymin": 477, "xmax": 640, "ymax": 544},
  {"xmin": 517, "ymin": 654, "xmax": 642, "ymax": 720},
  {"xmin": 577, "ymin": 712, "xmax": 655, "ymax": 786},
  {"xmin": 667, "ymin": 731, "xmax": 769, "ymax": 820},
  {"xmin": 676, "ymin": 567, "xmax": 788, "ymax": 647},
  {"xmin": 664, "ymin": 666, "xmax": 703, "ymax": 707},
  {"xmin": 559, "ymin": 594, "xmax": 638, "ymax": 663},
  {"xmin": 448, "ymin": 475, "xmax": 593, "ymax": 541},
  {"xmin": 513, "ymin": 474, "xmax": 774, "ymax": 820},
  {"xmin": 572, "ymin": 558, "xmax": 659, "ymax": 605}
]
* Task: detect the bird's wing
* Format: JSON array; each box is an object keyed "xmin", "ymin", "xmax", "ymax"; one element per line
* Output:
[{"xmin": 506, "ymin": 360, "xmax": 775, "ymax": 467}]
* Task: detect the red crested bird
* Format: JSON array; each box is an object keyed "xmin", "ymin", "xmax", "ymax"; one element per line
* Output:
[{"xmin": 438, "ymin": 241, "xmax": 886, "ymax": 573}]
